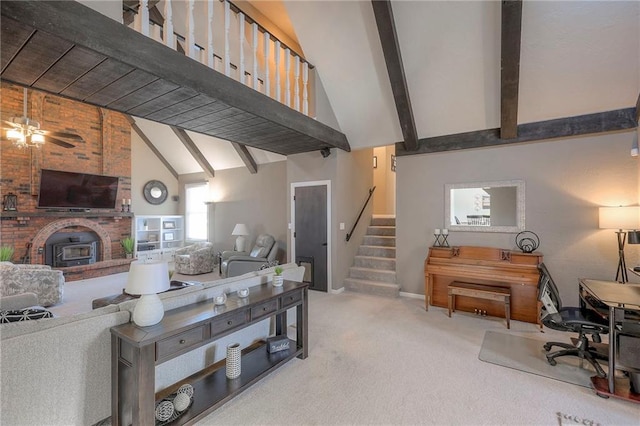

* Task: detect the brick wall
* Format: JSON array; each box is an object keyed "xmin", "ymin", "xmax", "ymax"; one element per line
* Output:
[{"xmin": 1, "ymin": 82, "xmax": 132, "ymax": 280}]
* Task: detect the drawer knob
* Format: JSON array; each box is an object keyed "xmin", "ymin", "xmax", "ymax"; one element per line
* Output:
[
  {"xmin": 179, "ymin": 339, "xmax": 186, "ymax": 344},
  {"xmin": 263, "ymin": 307, "xmax": 267, "ymax": 311},
  {"xmin": 227, "ymin": 320, "xmax": 233, "ymax": 325}
]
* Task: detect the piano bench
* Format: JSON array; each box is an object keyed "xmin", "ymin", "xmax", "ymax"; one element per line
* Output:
[{"xmin": 448, "ymin": 281, "xmax": 511, "ymax": 329}]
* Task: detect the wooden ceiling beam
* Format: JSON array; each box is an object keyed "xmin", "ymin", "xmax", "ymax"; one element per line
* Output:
[
  {"xmin": 371, "ymin": 0, "xmax": 418, "ymax": 152},
  {"xmin": 396, "ymin": 107, "xmax": 637, "ymax": 156},
  {"xmin": 635, "ymin": 91, "xmax": 640, "ymax": 123},
  {"xmin": 500, "ymin": 0, "xmax": 523, "ymax": 139},
  {"xmin": 126, "ymin": 116, "xmax": 179, "ymax": 179},
  {"xmin": 171, "ymin": 126, "xmax": 215, "ymax": 178},
  {"xmin": 232, "ymin": 142, "xmax": 258, "ymax": 174}
]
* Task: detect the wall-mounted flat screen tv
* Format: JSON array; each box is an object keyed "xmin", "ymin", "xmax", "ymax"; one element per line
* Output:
[{"xmin": 37, "ymin": 169, "xmax": 120, "ymax": 210}]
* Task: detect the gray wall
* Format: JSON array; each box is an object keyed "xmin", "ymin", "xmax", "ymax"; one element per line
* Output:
[{"xmin": 397, "ymin": 131, "xmax": 639, "ymax": 305}]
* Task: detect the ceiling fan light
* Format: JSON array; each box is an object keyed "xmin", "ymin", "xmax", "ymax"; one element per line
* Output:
[
  {"xmin": 6, "ymin": 129, "xmax": 23, "ymax": 141},
  {"xmin": 31, "ymin": 133, "xmax": 45, "ymax": 144}
]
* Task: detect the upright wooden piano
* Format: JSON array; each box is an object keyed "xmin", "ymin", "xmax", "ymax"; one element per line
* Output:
[{"xmin": 424, "ymin": 246, "xmax": 542, "ymax": 324}]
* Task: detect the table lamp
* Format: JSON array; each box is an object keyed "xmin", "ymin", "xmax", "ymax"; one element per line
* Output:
[
  {"xmin": 125, "ymin": 260, "xmax": 170, "ymax": 326},
  {"xmin": 599, "ymin": 206, "xmax": 640, "ymax": 283},
  {"xmin": 232, "ymin": 223, "xmax": 250, "ymax": 252}
]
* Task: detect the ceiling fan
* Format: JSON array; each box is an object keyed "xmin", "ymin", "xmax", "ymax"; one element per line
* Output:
[{"xmin": 2, "ymin": 88, "xmax": 83, "ymax": 149}]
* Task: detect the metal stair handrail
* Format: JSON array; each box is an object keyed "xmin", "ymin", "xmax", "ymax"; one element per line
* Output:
[{"xmin": 346, "ymin": 186, "xmax": 376, "ymax": 242}]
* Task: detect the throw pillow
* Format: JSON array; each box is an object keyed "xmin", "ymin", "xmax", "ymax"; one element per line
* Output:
[{"xmin": 0, "ymin": 307, "xmax": 54, "ymax": 323}]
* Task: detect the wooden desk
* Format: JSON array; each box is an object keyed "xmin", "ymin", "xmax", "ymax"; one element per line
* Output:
[
  {"xmin": 425, "ymin": 246, "xmax": 542, "ymax": 324},
  {"xmin": 579, "ymin": 279, "xmax": 640, "ymax": 403},
  {"xmin": 110, "ymin": 280, "xmax": 308, "ymax": 425}
]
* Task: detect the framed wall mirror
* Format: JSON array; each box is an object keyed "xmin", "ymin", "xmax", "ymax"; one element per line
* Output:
[{"xmin": 444, "ymin": 180, "xmax": 525, "ymax": 233}]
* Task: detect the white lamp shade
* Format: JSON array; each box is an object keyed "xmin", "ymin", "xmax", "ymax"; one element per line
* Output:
[
  {"xmin": 231, "ymin": 223, "xmax": 250, "ymax": 236},
  {"xmin": 125, "ymin": 261, "xmax": 170, "ymax": 295},
  {"xmin": 599, "ymin": 206, "xmax": 640, "ymax": 230}
]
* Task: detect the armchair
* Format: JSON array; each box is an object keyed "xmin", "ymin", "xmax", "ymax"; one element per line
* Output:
[
  {"xmin": 221, "ymin": 234, "xmax": 277, "ymax": 278},
  {"xmin": 174, "ymin": 242, "xmax": 215, "ymax": 275},
  {"xmin": 0, "ymin": 262, "xmax": 64, "ymax": 307},
  {"xmin": 537, "ymin": 263, "xmax": 609, "ymax": 377}
]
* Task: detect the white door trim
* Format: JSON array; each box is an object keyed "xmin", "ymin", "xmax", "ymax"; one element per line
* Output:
[{"xmin": 290, "ymin": 180, "xmax": 332, "ymax": 291}]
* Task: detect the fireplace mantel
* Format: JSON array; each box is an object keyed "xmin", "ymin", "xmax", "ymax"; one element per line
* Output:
[{"xmin": 1, "ymin": 212, "xmax": 134, "ymax": 219}]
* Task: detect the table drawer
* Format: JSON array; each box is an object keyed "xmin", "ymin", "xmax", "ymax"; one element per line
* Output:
[
  {"xmin": 251, "ymin": 299, "xmax": 278, "ymax": 320},
  {"xmin": 156, "ymin": 326, "xmax": 206, "ymax": 361},
  {"xmin": 211, "ymin": 310, "xmax": 248, "ymax": 336},
  {"xmin": 280, "ymin": 291, "xmax": 302, "ymax": 309}
]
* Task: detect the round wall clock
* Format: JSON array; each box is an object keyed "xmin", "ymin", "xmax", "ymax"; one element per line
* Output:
[{"xmin": 143, "ymin": 180, "xmax": 168, "ymax": 205}]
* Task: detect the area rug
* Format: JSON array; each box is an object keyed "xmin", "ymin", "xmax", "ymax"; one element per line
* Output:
[{"xmin": 478, "ymin": 331, "xmax": 601, "ymax": 388}]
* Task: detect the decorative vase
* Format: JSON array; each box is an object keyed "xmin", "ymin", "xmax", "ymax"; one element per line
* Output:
[
  {"xmin": 273, "ymin": 275, "xmax": 284, "ymax": 287},
  {"xmin": 226, "ymin": 343, "xmax": 241, "ymax": 379}
]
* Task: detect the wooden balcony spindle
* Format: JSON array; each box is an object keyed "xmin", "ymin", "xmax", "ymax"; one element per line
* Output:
[
  {"xmin": 275, "ymin": 40, "xmax": 281, "ymax": 102},
  {"xmin": 206, "ymin": 0, "xmax": 215, "ymax": 68},
  {"xmin": 285, "ymin": 48, "xmax": 291, "ymax": 107},
  {"xmin": 302, "ymin": 62, "xmax": 309, "ymax": 115},
  {"xmin": 264, "ymin": 31, "xmax": 271, "ymax": 96},
  {"xmin": 294, "ymin": 56, "xmax": 300, "ymax": 112},
  {"xmin": 135, "ymin": 0, "xmax": 150, "ymax": 36},
  {"xmin": 186, "ymin": 0, "xmax": 196, "ymax": 59},
  {"xmin": 252, "ymin": 23, "xmax": 259, "ymax": 90},
  {"xmin": 239, "ymin": 13, "xmax": 245, "ymax": 84},
  {"xmin": 224, "ymin": 0, "xmax": 231, "ymax": 77},
  {"xmin": 164, "ymin": 0, "xmax": 175, "ymax": 50}
]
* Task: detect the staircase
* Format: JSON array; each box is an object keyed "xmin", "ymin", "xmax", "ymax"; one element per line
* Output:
[{"xmin": 344, "ymin": 217, "xmax": 399, "ymax": 297}]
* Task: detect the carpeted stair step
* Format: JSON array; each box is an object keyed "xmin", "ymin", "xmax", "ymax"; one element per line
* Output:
[
  {"xmin": 366, "ymin": 225, "xmax": 396, "ymax": 236},
  {"xmin": 362, "ymin": 235, "xmax": 395, "ymax": 247},
  {"xmin": 371, "ymin": 217, "xmax": 396, "ymax": 227},
  {"xmin": 344, "ymin": 278, "xmax": 400, "ymax": 298},
  {"xmin": 354, "ymin": 255, "xmax": 396, "ymax": 270},
  {"xmin": 357, "ymin": 245, "xmax": 396, "ymax": 258},
  {"xmin": 349, "ymin": 267, "xmax": 396, "ymax": 283}
]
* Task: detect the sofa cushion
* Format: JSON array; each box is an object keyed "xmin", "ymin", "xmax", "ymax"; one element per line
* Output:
[{"xmin": 0, "ymin": 307, "xmax": 54, "ymax": 323}]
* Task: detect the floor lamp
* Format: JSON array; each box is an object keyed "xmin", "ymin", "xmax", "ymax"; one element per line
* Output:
[{"xmin": 599, "ymin": 206, "xmax": 640, "ymax": 283}]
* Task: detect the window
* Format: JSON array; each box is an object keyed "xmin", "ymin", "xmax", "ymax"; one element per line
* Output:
[{"xmin": 185, "ymin": 182, "xmax": 208, "ymax": 241}]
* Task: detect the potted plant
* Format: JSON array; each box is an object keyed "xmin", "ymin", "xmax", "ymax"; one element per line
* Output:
[
  {"xmin": 0, "ymin": 245, "xmax": 14, "ymax": 262},
  {"xmin": 121, "ymin": 237, "xmax": 135, "ymax": 259},
  {"xmin": 273, "ymin": 265, "xmax": 284, "ymax": 287}
]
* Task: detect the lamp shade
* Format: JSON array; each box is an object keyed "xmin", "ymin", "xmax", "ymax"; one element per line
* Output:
[
  {"xmin": 232, "ymin": 223, "xmax": 250, "ymax": 236},
  {"xmin": 599, "ymin": 206, "xmax": 640, "ymax": 230},
  {"xmin": 125, "ymin": 260, "xmax": 170, "ymax": 295}
]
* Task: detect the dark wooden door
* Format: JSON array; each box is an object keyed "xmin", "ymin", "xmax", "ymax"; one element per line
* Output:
[{"xmin": 294, "ymin": 185, "xmax": 328, "ymax": 292}]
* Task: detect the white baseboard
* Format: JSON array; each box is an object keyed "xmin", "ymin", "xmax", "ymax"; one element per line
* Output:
[
  {"xmin": 331, "ymin": 287, "xmax": 345, "ymax": 294},
  {"xmin": 399, "ymin": 291, "xmax": 425, "ymax": 300}
]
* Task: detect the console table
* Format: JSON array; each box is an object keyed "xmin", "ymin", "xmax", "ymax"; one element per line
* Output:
[
  {"xmin": 110, "ymin": 280, "xmax": 308, "ymax": 425},
  {"xmin": 425, "ymin": 246, "xmax": 542, "ymax": 324}
]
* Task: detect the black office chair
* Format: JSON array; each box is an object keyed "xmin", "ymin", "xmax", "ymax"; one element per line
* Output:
[{"xmin": 537, "ymin": 263, "xmax": 609, "ymax": 377}]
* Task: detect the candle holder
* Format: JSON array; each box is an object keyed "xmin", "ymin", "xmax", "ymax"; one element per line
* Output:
[
  {"xmin": 121, "ymin": 203, "xmax": 126, "ymax": 213},
  {"xmin": 440, "ymin": 233, "xmax": 450, "ymax": 247},
  {"xmin": 126, "ymin": 204, "xmax": 131, "ymax": 213},
  {"xmin": 433, "ymin": 233, "xmax": 443, "ymax": 247}
]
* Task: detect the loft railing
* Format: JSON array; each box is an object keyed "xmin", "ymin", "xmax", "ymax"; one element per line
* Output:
[
  {"xmin": 346, "ymin": 186, "xmax": 376, "ymax": 242},
  {"xmin": 124, "ymin": 0, "xmax": 314, "ymax": 116}
]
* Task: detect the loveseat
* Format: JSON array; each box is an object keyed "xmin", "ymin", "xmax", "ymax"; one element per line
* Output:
[
  {"xmin": 0, "ymin": 263, "xmax": 304, "ymax": 425},
  {"xmin": 0, "ymin": 261, "xmax": 64, "ymax": 306}
]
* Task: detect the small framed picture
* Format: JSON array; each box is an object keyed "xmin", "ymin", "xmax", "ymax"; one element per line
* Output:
[
  {"xmin": 164, "ymin": 221, "xmax": 176, "ymax": 229},
  {"xmin": 165, "ymin": 232, "xmax": 174, "ymax": 241}
]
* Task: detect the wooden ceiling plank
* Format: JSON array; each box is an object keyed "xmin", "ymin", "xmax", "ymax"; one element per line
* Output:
[
  {"xmin": 108, "ymin": 79, "xmax": 180, "ymax": 111},
  {"xmin": 397, "ymin": 107, "xmax": 637, "ymax": 156},
  {"xmin": 371, "ymin": 0, "xmax": 418, "ymax": 152},
  {"xmin": 126, "ymin": 87, "xmax": 198, "ymax": 117},
  {"xmin": 61, "ymin": 58, "xmax": 134, "ymax": 100},
  {"xmin": 33, "ymin": 46, "xmax": 107, "ymax": 93},
  {"xmin": 232, "ymin": 142, "xmax": 258, "ymax": 174},
  {"xmin": 164, "ymin": 101, "xmax": 230, "ymax": 127},
  {"xmin": 127, "ymin": 116, "xmax": 179, "ymax": 179},
  {"xmin": 85, "ymin": 69, "xmax": 158, "ymax": 106},
  {"xmin": 145, "ymin": 95, "xmax": 216, "ymax": 122},
  {"xmin": 0, "ymin": 1, "xmax": 350, "ymax": 153},
  {"xmin": 0, "ymin": 16, "xmax": 36, "ymax": 73},
  {"xmin": 171, "ymin": 126, "xmax": 216, "ymax": 178},
  {"xmin": 500, "ymin": 0, "xmax": 523, "ymax": 139},
  {"xmin": 1, "ymin": 30, "xmax": 74, "ymax": 86}
]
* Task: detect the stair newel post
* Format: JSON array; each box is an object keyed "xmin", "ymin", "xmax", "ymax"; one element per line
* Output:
[
  {"xmin": 239, "ymin": 13, "xmax": 245, "ymax": 84},
  {"xmin": 263, "ymin": 31, "xmax": 271, "ymax": 96},
  {"xmin": 164, "ymin": 0, "xmax": 175, "ymax": 50},
  {"xmin": 275, "ymin": 41, "xmax": 281, "ymax": 102},
  {"xmin": 135, "ymin": 0, "xmax": 150, "ymax": 37},
  {"xmin": 294, "ymin": 56, "xmax": 301, "ymax": 112},
  {"xmin": 224, "ymin": 0, "xmax": 231, "ymax": 77},
  {"xmin": 302, "ymin": 62, "xmax": 309, "ymax": 116},
  {"xmin": 185, "ymin": 0, "xmax": 196, "ymax": 60},
  {"xmin": 206, "ymin": 0, "xmax": 215, "ymax": 69},
  {"xmin": 285, "ymin": 48, "xmax": 291, "ymax": 107},
  {"xmin": 252, "ymin": 23, "xmax": 259, "ymax": 90}
]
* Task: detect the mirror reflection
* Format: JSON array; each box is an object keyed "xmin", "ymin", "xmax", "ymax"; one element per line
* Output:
[{"xmin": 444, "ymin": 180, "xmax": 525, "ymax": 233}]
